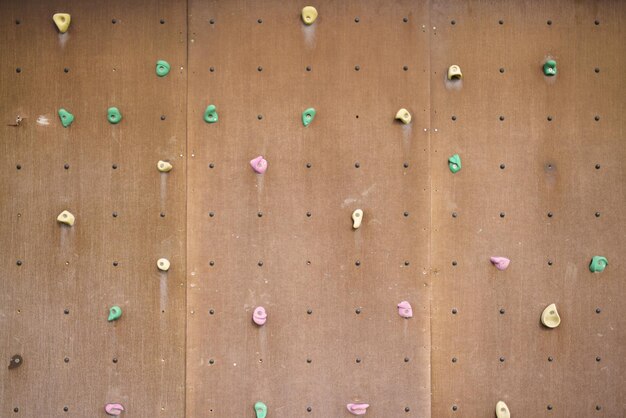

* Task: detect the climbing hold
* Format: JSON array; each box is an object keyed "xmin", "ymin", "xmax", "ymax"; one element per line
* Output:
[
  {"xmin": 203, "ymin": 104, "xmax": 218, "ymax": 123},
  {"xmin": 104, "ymin": 403, "xmax": 125, "ymax": 416},
  {"xmin": 347, "ymin": 403, "xmax": 369, "ymax": 415},
  {"xmin": 8, "ymin": 354, "xmax": 23, "ymax": 370},
  {"xmin": 57, "ymin": 210, "xmax": 75, "ymax": 226},
  {"xmin": 447, "ymin": 65, "xmax": 462, "ymax": 80},
  {"xmin": 397, "ymin": 301, "xmax": 413, "ymax": 318},
  {"xmin": 496, "ymin": 401, "xmax": 511, "ymax": 418},
  {"xmin": 352, "ymin": 209, "xmax": 363, "ymax": 229},
  {"xmin": 156, "ymin": 60, "xmax": 171, "ymax": 77},
  {"xmin": 53, "ymin": 13, "xmax": 71, "ymax": 33},
  {"xmin": 108, "ymin": 306, "xmax": 122, "ymax": 322},
  {"xmin": 490, "ymin": 257, "xmax": 510, "ymax": 271},
  {"xmin": 157, "ymin": 258, "xmax": 170, "ymax": 272},
  {"xmin": 58, "ymin": 109, "xmax": 74, "ymax": 127},
  {"xmin": 395, "ymin": 109, "xmax": 411, "ymax": 124},
  {"xmin": 448, "ymin": 154, "xmax": 462, "ymax": 173},
  {"xmin": 301, "ymin": 6, "xmax": 318, "ymax": 25},
  {"xmin": 254, "ymin": 401, "xmax": 267, "ymax": 418},
  {"xmin": 302, "ymin": 107, "xmax": 316, "ymax": 127},
  {"xmin": 107, "ymin": 107, "xmax": 122, "ymax": 124},
  {"xmin": 541, "ymin": 303, "xmax": 561, "ymax": 328},
  {"xmin": 589, "ymin": 256, "xmax": 608, "ymax": 272},
  {"xmin": 253, "ymin": 306, "xmax": 267, "ymax": 326},
  {"xmin": 157, "ymin": 160, "xmax": 173, "ymax": 172},
  {"xmin": 543, "ymin": 60, "xmax": 557, "ymax": 76},
  {"xmin": 250, "ymin": 156, "xmax": 268, "ymax": 174}
]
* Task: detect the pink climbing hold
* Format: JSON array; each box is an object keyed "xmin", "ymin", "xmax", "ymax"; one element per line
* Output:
[
  {"xmin": 397, "ymin": 301, "xmax": 413, "ymax": 318},
  {"xmin": 490, "ymin": 256, "xmax": 510, "ymax": 271},
  {"xmin": 250, "ymin": 156, "xmax": 268, "ymax": 174},
  {"xmin": 105, "ymin": 403, "xmax": 125, "ymax": 416},
  {"xmin": 347, "ymin": 403, "xmax": 370, "ymax": 415},
  {"xmin": 253, "ymin": 306, "xmax": 267, "ymax": 325}
]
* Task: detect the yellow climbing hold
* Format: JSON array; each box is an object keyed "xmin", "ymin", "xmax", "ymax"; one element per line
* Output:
[
  {"xmin": 541, "ymin": 303, "xmax": 561, "ymax": 328},
  {"xmin": 496, "ymin": 401, "xmax": 510, "ymax": 418},
  {"xmin": 53, "ymin": 13, "xmax": 71, "ymax": 33},
  {"xmin": 57, "ymin": 210, "xmax": 75, "ymax": 226},
  {"xmin": 301, "ymin": 6, "xmax": 318, "ymax": 25},
  {"xmin": 395, "ymin": 108, "xmax": 412, "ymax": 124},
  {"xmin": 447, "ymin": 64, "xmax": 462, "ymax": 80},
  {"xmin": 352, "ymin": 209, "xmax": 363, "ymax": 229},
  {"xmin": 157, "ymin": 258, "xmax": 171, "ymax": 272},
  {"xmin": 157, "ymin": 161, "xmax": 173, "ymax": 172}
]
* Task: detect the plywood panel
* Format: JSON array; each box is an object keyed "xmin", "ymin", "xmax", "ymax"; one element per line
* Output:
[
  {"xmin": 0, "ymin": 1, "xmax": 187, "ymax": 417},
  {"xmin": 186, "ymin": 1, "xmax": 431, "ymax": 417},
  {"xmin": 1, "ymin": 1, "xmax": 624, "ymax": 417},
  {"xmin": 430, "ymin": 1, "xmax": 626, "ymax": 417}
]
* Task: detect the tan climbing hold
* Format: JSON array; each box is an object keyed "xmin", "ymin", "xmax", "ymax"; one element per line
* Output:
[
  {"xmin": 541, "ymin": 303, "xmax": 561, "ymax": 328},
  {"xmin": 57, "ymin": 210, "xmax": 75, "ymax": 226},
  {"xmin": 301, "ymin": 6, "xmax": 318, "ymax": 25},
  {"xmin": 395, "ymin": 108, "xmax": 412, "ymax": 124},
  {"xmin": 53, "ymin": 13, "xmax": 71, "ymax": 33},
  {"xmin": 157, "ymin": 258, "xmax": 170, "ymax": 272},
  {"xmin": 447, "ymin": 64, "xmax": 462, "ymax": 80},
  {"xmin": 496, "ymin": 401, "xmax": 511, "ymax": 418},
  {"xmin": 352, "ymin": 209, "xmax": 363, "ymax": 229},
  {"xmin": 157, "ymin": 160, "xmax": 173, "ymax": 172}
]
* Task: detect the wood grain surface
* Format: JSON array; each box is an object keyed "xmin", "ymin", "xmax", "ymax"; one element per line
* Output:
[{"xmin": 0, "ymin": 1, "xmax": 624, "ymax": 417}]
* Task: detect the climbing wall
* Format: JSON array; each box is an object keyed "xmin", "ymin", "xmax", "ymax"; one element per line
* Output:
[
  {"xmin": 2, "ymin": 1, "xmax": 625, "ymax": 418},
  {"xmin": 186, "ymin": 1, "xmax": 431, "ymax": 417},
  {"xmin": 0, "ymin": 1, "xmax": 187, "ymax": 417},
  {"xmin": 430, "ymin": 1, "xmax": 626, "ymax": 417}
]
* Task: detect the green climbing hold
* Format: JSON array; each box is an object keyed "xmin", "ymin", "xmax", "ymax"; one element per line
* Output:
[
  {"xmin": 302, "ymin": 107, "xmax": 316, "ymax": 127},
  {"xmin": 156, "ymin": 60, "xmax": 170, "ymax": 77},
  {"xmin": 589, "ymin": 256, "xmax": 608, "ymax": 272},
  {"xmin": 108, "ymin": 306, "xmax": 122, "ymax": 322},
  {"xmin": 448, "ymin": 154, "xmax": 462, "ymax": 173},
  {"xmin": 58, "ymin": 108, "xmax": 74, "ymax": 127},
  {"xmin": 254, "ymin": 402, "xmax": 267, "ymax": 418},
  {"xmin": 107, "ymin": 107, "xmax": 122, "ymax": 124},
  {"xmin": 543, "ymin": 60, "xmax": 557, "ymax": 76},
  {"xmin": 204, "ymin": 104, "xmax": 218, "ymax": 123}
]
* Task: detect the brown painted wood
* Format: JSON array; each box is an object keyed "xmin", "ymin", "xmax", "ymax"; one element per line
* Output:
[
  {"xmin": 1, "ymin": 1, "xmax": 624, "ymax": 418},
  {"xmin": 0, "ymin": 1, "xmax": 187, "ymax": 417},
  {"xmin": 430, "ymin": 1, "xmax": 626, "ymax": 417},
  {"xmin": 186, "ymin": 1, "xmax": 431, "ymax": 417}
]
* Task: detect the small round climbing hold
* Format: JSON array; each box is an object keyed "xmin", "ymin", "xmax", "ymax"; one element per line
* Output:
[
  {"xmin": 203, "ymin": 104, "xmax": 218, "ymax": 123},
  {"xmin": 108, "ymin": 306, "xmax": 122, "ymax": 322},
  {"xmin": 157, "ymin": 258, "xmax": 171, "ymax": 272},
  {"xmin": 397, "ymin": 301, "xmax": 413, "ymax": 318},
  {"xmin": 302, "ymin": 108, "xmax": 316, "ymax": 126},
  {"xmin": 254, "ymin": 401, "xmax": 267, "ymax": 418},
  {"xmin": 250, "ymin": 156, "xmax": 268, "ymax": 174},
  {"xmin": 53, "ymin": 13, "xmax": 71, "ymax": 33},
  {"xmin": 589, "ymin": 256, "xmax": 608, "ymax": 272},
  {"xmin": 58, "ymin": 108, "xmax": 73, "ymax": 126},
  {"xmin": 253, "ymin": 307, "xmax": 267, "ymax": 326},
  {"xmin": 448, "ymin": 154, "xmax": 462, "ymax": 173},
  {"xmin": 544, "ymin": 60, "xmax": 557, "ymax": 76},
  {"xmin": 157, "ymin": 160, "xmax": 173, "ymax": 172},
  {"xmin": 107, "ymin": 107, "xmax": 122, "ymax": 124},
  {"xmin": 8, "ymin": 354, "xmax": 23, "ymax": 369},
  {"xmin": 301, "ymin": 6, "xmax": 318, "ymax": 25}
]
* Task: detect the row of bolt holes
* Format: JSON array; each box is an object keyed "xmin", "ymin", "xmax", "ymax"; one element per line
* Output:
[
  {"xmin": 13, "ymin": 163, "xmax": 605, "ymax": 171},
  {"xmin": 12, "ymin": 66, "xmax": 605, "ymax": 74},
  {"xmin": 13, "ymin": 17, "xmax": 604, "ymax": 25},
  {"xmin": 8, "ymin": 406, "xmax": 417, "ymax": 414},
  {"xmin": 5, "ymin": 406, "xmax": 608, "ymax": 415}
]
